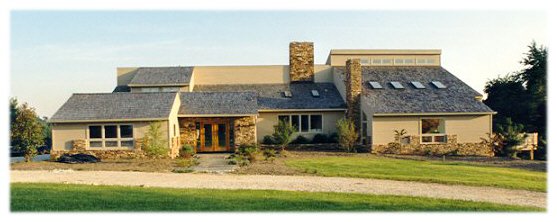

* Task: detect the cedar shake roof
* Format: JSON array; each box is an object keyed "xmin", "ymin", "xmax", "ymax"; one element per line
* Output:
[
  {"xmin": 128, "ymin": 67, "xmax": 193, "ymax": 86},
  {"xmin": 50, "ymin": 92, "xmax": 177, "ymax": 122},
  {"xmin": 351, "ymin": 66, "xmax": 494, "ymax": 114},
  {"xmin": 179, "ymin": 92, "xmax": 258, "ymax": 115},
  {"xmin": 193, "ymin": 83, "xmax": 346, "ymax": 110}
]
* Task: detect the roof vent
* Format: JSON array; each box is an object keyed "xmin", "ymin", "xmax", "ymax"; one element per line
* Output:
[
  {"xmin": 411, "ymin": 81, "xmax": 426, "ymax": 89},
  {"xmin": 368, "ymin": 81, "xmax": 383, "ymax": 89},
  {"xmin": 311, "ymin": 90, "xmax": 320, "ymax": 97},
  {"xmin": 390, "ymin": 81, "xmax": 404, "ymax": 89},
  {"xmin": 431, "ymin": 81, "xmax": 447, "ymax": 89},
  {"xmin": 283, "ymin": 91, "xmax": 292, "ymax": 98}
]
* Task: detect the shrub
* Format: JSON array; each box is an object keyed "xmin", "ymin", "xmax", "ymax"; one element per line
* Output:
[
  {"xmin": 262, "ymin": 148, "xmax": 277, "ymax": 162},
  {"xmin": 496, "ymin": 118, "xmax": 527, "ymax": 158},
  {"xmin": 262, "ymin": 135, "xmax": 276, "ymax": 145},
  {"xmin": 272, "ymin": 119, "xmax": 296, "ymax": 151},
  {"xmin": 328, "ymin": 132, "xmax": 339, "ymax": 143},
  {"xmin": 236, "ymin": 144, "xmax": 259, "ymax": 163},
  {"xmin": 175, "ymin": 158, "xmax": 198, "ymax": 168},
  {"xmin": 312, "ymin": 133, "xmax": 329, "ymax": 144},
  {"xmin": 180, "ymin": 144, "xmax": 195, "ymax": 158},
  {"xmin": 142, "ymin": 122, "xmax": 169, "ymax": 158},
  {"xmin": 336, "ymin": 118, "xmax": 359, "ymax": 153},
  {"xmin": 384, "ymin": 142, "xmax": 401, "ymax": 154},
  {"xmin": 291, "ymin": 135, "xmax": 311, "ymax": 144}
]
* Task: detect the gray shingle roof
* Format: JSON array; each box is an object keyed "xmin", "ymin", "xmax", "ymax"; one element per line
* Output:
[
  {"xmin": 50, "ymin": 92, "xmax": 177, "ymax": 122},
  {"xmin": 193, "ymin": 83, "xmax": 346, "ymax": 110},
  {"xmin": 350, "ymin": 66, "xmax": 494, "ymax": 114},
  {"xmin": 179, "ymin": 92, "xmax": 258, "ymax": 115},
  {"xmin": 128, "ymin": 67, "xmax": 193, "ymax": 86}
]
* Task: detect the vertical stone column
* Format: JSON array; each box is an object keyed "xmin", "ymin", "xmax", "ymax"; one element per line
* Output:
[
  {"xmin": 179, "ymin": 118, "xmax": 196, "ymax": 146},
  {"xmin": 346, "ymin": 59, "xmax": 362, "ymax": 134},
  {"xmin": 289, "ymin": 42, "xmax": 314, "ymax": 82},
  {"xmin": 234, "ymin": 116, "xmax": 257, "ymax": 147}
]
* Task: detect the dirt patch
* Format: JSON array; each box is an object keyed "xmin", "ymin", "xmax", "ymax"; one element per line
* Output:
[{"xmin": 11, "ymin": 158, "xmax": 178, "ymax": 172}]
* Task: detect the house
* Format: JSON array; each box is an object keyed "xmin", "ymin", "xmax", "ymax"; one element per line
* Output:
[{"xmin": 49, "ymin": 42, "xmax": 496, "ymax": 158}]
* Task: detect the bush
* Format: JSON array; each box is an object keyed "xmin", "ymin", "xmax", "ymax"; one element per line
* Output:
[
  {"xmin": 328, "ymin": 133, "xmax": 339, "ymax": 143},
  {"xmin": 236, "ymin": 144, "xmax": 259, "ymax": 163},
  {"xmin": 262, "ymin": 135, "xmax": 276, "ymax": 145},
  {"xmin": 312, "ymin": 134, "xmax": 329, "ymax": 144},
  {"xmin": 272, "ymin": 119, "xmax": 296, "ymax": 151},
  {"xmin": 384, "ymin": 142, "xmax": 401, "ymax": 154},
  {"xmin": 337, "ymin": 118, "xmax": 359, "ymax": 153},
  {"xmin": 142, "ymin": 122, "xmax": 169, "ymax": 158},
  {"xmin": 180, "ymin": 144, "xmax": 196, "ymax": 158},
  {"xmin": 291, "ymin": 135, "xmax": 311, "ymax": 144},
  {"xmin": 262, "ymin": 148, "xmax": 277, "ymax": 162},
  {"xmin": 175, "ymin": 158, "xmax": 198, "ymax": 168}
]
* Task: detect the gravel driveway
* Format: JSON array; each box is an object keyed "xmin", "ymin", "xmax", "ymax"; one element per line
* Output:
[{"xmin": 11, "ymin": 170, "xmax": 546, "ymax": 208}]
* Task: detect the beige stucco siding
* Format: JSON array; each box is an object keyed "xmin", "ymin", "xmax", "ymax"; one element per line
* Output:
[
  {"xmin": 332, "ymin": 67, "xmax": 347, "ymax": 102},
  {"xmin": 371, "ymin": 115, "xmax": 492, "ymax": 145},
  {"xmin": 193, "ymin": 66, "xmax": 289, "ymax": 85},
  {"xmin": 167, "ymin": 94, "xmax": 181, "ymax": 152},
  {"xmin": 256, "ymin": 111, "xmax": 345, "ymax": 142},
  {"xmin": 51, "ymin": 121, "xmax": 168, "ymax": 151},
  {"xmin": 314, "ymin": 65, "xmax": 333, "ymax": 83},
  {"xmin": 116, "ymin": 67, "xmax": 138, "ymax": 86}
]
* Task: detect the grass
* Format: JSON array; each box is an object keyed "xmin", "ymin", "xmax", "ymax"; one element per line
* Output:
[
  {"xmin": 11, "ymin": 183, "xmax": 542, "ymax": 212},
  {"xmin": 285, "ymin": 156, "xmax": 546, "ymax": 192}
]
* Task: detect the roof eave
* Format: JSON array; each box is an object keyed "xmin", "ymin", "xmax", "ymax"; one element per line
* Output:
[
  {"xmin": 49, "ymin": 117, "xmax": 169, "ymax": 123},
  {"xmin": 372, "ymin": 112, "xmax": 496, "ymax": 117}
]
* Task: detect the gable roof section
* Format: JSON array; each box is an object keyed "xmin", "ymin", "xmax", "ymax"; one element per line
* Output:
[
  {"xmin": 50, "ymin": 92, "xmax": 177, "ymax": 122},
  {"xmin": 358, "ymin": 66, "xmax": 494, "ymax": 114},
  {"xmin": 179, "ymin": 92, "xmax": 258, "ymax": 116},
  {"xmin": 194, "ymin": 83, "xmax": 346, "ymax": 110},
  {"xmin": 128, "ymin": 67, "xmax": 193, "ymax": 86}
]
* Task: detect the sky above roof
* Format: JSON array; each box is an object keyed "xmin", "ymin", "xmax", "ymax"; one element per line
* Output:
[{"xmin": 10, "ymin": 11, "xmax": 547, "ymax": 117}]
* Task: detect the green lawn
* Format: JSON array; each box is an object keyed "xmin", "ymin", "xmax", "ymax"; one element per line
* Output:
[
  {"xmin": 11, "ymin": 183, "xmax": 542, "ymax": 212},
  {"xmin": 285, "ymin": 156, "xmax": 546, "ymax": 192}
]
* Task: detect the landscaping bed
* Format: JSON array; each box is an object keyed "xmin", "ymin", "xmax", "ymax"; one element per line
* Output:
[{"xmin": 11, "ymin": 158, "xmax": 180, "ymax": 172}]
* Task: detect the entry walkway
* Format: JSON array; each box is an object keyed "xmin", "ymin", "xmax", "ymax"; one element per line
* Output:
[
  {"xmin": 11, "ymin": 170, "xmax": 545, "ymax": 208},
  {"xmin": 191, "ymin": 154, "xmax": 237, "ymax": 173}
]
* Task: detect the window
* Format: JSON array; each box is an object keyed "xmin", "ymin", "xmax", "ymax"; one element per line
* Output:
[
  {"xmin": 417, "ymin": 59, "xmax": 426, "ymax": 64},
  {"xmin": 89, "ymin": 126, "xmax": 102, "ymax": 139},
  {"xmin": 360, "ymin": 58, "xmax": 370, "ymax": 65},
  {"xmin": 382, "ymin": 59, "xmax": 393, "ymax": 65},
  {"xmin": 421, "ymin": 119, "xmax": 446, "ymax": 144},
  {"xmin": 283, "ymin": 91, "xmax": 292, "ymax": 98},
  {"xmin": 291, "ymin": 115, "xmax": 300, "ymax": 131},
  {"xmin": 310, "ymin": 115, "xmax": 323, "ymax": 132},
  {"xmin": 161, "ymin": 87, "xmax": 180, "ymax": 92},
  {"xmin": 411, "ymin": 81, "xmax": 426, "ymax": 89},
  {"xmin": 372, "ymin": 59, "xmax": 382, "ymax": 65},
  {"xmin": 369, "ymin": 81, "xmax": 382, "ymax": 89},
  {"xmin": 426, "ymin": 59, "xmax": 435, "ymax": 64},
  {"xmin": 404, "ymin": 59, "xmax": 415, "ymax": 64},
  {"xmin": 311, "ymin": 90, "xmax": 320, "ymax": 97},
  {"xmin": 88, "ymin": 124, "xmax": 135, "ymax": 148},
  {"xmin": 431, "ymin": 81, "xmax": 447, "ymax": 89},
  {"xmin": 104, "ymin": 125, "xmax": 117, "ymax": 138},
  {"xmin": 278, "ymin": 115, "xmax": 290, "ymax": 124},
  {"xmin": 120, "ymin": 125, "xmax": 133, "ymax": 138},
  {"xmin": 141, "ymin": 87, "xmax": 160, "ymax": 93},
  {"xmin": 394, "ymin": 59, "xmax": 404, "ymax": 64},
  {"xmin": 277, "ymin": 114, "xmax": 322, "ymax": 133},
  {"xmin": 301, "ymin": 115, "xmax": 309, "ymax": 132},
  {"xmin": 390, "ymin": 81, "xmax": 404, "ymax": 89}
]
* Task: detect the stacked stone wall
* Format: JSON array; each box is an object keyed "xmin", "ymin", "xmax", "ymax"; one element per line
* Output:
[
  {"xmin": 372, "ymin": 135, "xmax": 493, "ymax": 156},
  {"xmin": 289, "ymin": 42, "xmax": 314, "ymax": 82}
]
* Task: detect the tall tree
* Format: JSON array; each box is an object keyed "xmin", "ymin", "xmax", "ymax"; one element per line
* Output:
[{"xmin": 11, "ymin": 102, "xmax": 45, "ymax": 162}]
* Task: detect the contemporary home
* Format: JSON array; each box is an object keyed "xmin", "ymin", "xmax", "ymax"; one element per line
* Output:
[{"xmin": 50, "ymin": 42, "xmax": 496, "ymax": 158}]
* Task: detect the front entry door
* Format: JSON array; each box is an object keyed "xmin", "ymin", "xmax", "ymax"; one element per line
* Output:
[{"xmin": 199, "ymin": 121, "xmax": 230, "ymax": 152}]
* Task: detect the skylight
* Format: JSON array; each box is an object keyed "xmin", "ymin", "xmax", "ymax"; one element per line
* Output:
[
  {"xmin": 283, "ymin": 91, "xmax": 292, "ymax": 98},
  {"xmin": 431, "ymin": 81, "xmax": 447, "ymax": 89},
  {"xmin": 390, "ymin": 81, "xmax": 404, "ymax": 89},
  {"xmin": 311, "ymin": 90, "xmax": 320, "ymax": 97},
  {"xmin": 411, "ymin": 81, "xmax": 426, "ymax": 89},
  {"xmin": 368, "ymin": 81, "xmax": 382, "ymax": 89}
]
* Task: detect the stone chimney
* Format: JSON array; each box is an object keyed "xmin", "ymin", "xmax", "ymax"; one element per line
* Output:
[
  {"xmin": 289, "ymin": 42, "xmax": 314, "ymax": 82},
  {"xmin": 345, "ymin": 59, "xmax": 362, "ymax": 133}
]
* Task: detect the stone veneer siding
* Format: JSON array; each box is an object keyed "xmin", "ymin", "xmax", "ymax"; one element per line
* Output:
[
  {"xmin": 234, "ymin": 116, "xmax": 257, "ymax": 146},
  {"xmin": 372, "ymin": 135, "xmax": 494, "ymax": 156},
  {"xmin": 345, "ymin": 59, "xmax": 362, "ymax": 133},
  {"xmin": 50, "ymin": 138, "xmax": 147, "ymax": 160},
  {"xmin": 289, "ymin": 42, "xmax": 314, "ymax": 82}
]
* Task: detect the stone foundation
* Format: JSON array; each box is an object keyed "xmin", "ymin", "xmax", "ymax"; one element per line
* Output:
[
  {"xmin": 51, "ymin": 138, "xmax": 149, "ymax": 160},
  {"xmin": 372, "ymin": 135, "xmax": 493, "ymax": 156},
  {"xmin": 234, "ymin": 116, "xmax": 256, "ymax": 146}
]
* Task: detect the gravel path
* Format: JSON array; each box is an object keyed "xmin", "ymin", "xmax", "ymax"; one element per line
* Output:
[{"xmin": 11, "ymin": 170, "xmax": 546, "ymax": 208}]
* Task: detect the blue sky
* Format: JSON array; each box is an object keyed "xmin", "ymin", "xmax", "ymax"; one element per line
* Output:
[{"xmin": 10, "ymin": 11, "xmax": 547, "ymax": 117}]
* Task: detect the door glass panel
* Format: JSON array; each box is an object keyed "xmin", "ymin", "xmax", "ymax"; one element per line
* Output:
[
  {"xmin": 218, "ymin": 124, "xmax": 226, "ymax": 148},
  {"xmin": 195, "ymin": 122, "xmax": 201, "ymax": 149},
  {"xmin": 204, "ymin": 124, "xmax": 212, "ymax": 148}
]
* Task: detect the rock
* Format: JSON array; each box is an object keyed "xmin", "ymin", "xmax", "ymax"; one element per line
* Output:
[{"xmin": 57, "ymin": 153, "xmax": 100, "ymax": 164}]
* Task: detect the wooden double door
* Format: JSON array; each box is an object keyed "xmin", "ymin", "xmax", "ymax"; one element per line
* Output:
[{"xmin": 197, "ymin": 119, "xmax": 231, "ymax": 152}]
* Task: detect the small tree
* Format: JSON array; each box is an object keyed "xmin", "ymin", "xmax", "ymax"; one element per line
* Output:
[
  {"xmin": 496, "ymin": 118, "xmax": 526, "ymax": 159},
  {"xmin": 142, "ymin": 122, "xmax": 169, "ymax": 157},
  {"xmin": 394, "ymin": 129, "xmax": 407, "ymax": 144},
  {"xmin": 272, "ymin": 119, "xmax": 296, "ymax": 151},
  {"xmin": 11, "ymin": 102, "xmax": 45, "ymax": 162},
  {"xmin": 337, "ymin": 118, "xmax": 358, "ymax": 153}
]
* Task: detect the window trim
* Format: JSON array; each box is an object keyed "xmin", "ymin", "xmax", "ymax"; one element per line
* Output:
[
  {"xmin": 87, "ymin": 124, "xmax": 135, "ymax": 149},
  {"xmin": 419, "ymin": 118, "xmax": 447, "ymax": 144}
]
